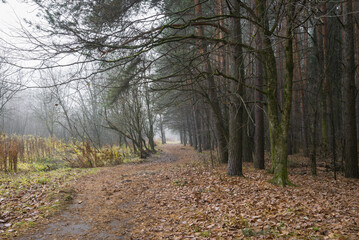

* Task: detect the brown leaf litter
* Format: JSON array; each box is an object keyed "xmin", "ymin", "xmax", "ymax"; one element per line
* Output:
[{"xmin": 12, "ymin": 144, "xmax": 359, "ymax": 239}]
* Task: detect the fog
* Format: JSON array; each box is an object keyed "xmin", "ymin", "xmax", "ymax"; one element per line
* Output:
[{"xmin": 0, "ymin": 1, "xmax": 179, "ymax": 147}]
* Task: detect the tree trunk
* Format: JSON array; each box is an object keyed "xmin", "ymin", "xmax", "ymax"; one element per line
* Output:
[
  {"xmin": 180, "ymin": 127, "xmax": 183, "ymax": 144},
  {"xmin": 191, "ymin": 109, "xmax": 198, "ymax": 150},
  {"xmin": 145, "ymin": 93, "xmax": 155, "ymax": 152},
  {"xmin": 257, "ymin": 0, "xmax": 295, "ymax": 186},
  {"xmin": 311, "ymin": 110, "xmax": 318, "ymax": 176},
  {"xmin": 159, "ymin": 114, "xmax": 166, "ymax": 144},
  {"xmin": 253, "ymin": 1, "xmax": 265, "ymax": 169},
  {"xmin": 195, "ymin": 0, "xmax": 228, "ymax": 162},
  {"xmin": 343, "ymin": 0, "xmax": 359, "ymax": 178},
  {"xmin": 227, "ymin": 0, "xmax": 244, "ymax": 176},
  {"xmin": 321, "ymin": 2, "xmax": 329, "ymax": 153},
  {"xmin": 294, "ymin": 34, "xmax": 309, "ymax": 157},
  {"xmin": 183, "ymin": 122, "xmax": 187, "ymax": 146},
  {"xmin": 194, "ymin": 105, "xmax": 202, "ymax": 152},
  {"xmin": 271, "ymin": 1, "xmax": 295, "ymax": 186},
  {"xmin": 186, "ymin": 113, "xmax": 193, "ymax": 146},
  {"xmin": 243, "ymin": 128, "xmax": 254, "ymax": 162}
]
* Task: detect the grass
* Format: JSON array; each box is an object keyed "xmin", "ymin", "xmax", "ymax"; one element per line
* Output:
[
  {"xmin": 0, "ymin": 162, "xmax": 98, "ymax": 239},
  {"xmin": 0, "ymin": 139, "xmax": 152, "ymax": 238},
  {"xmin": 18, "ymin": 157, "xmax": 64, "ymax": 172}
]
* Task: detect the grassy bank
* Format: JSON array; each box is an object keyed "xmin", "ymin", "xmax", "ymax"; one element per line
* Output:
[{"xmin": 0, "ymin": 166, "xmax": 98, "ymax": 239}]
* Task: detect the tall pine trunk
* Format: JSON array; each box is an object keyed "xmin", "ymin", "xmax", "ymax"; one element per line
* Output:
[
  {"xmin": 195, "ymin": 0, "xmax": 228, "ymax": 163},
  {"xmin": 253, "ymin": 0, "xmax": 265, "ymax": 169},
  {"xmin": 343, "ymin": 0, "xmax": 359, "ymax": 178},
  {"xmin": 227, "ymin": 0, "xmax": 244, "ymax": 176}
]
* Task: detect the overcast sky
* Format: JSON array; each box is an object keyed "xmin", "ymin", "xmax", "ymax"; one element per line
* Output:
[
  {"xmin": 0, "ymin": 1, "xmax": 77, "ymax": 86},
  {"xmin": 0, "ymin": 1, "xmax": 162, "ymax": 86},
  {"xmin": 0, "ymin": 1, "xmax": 38, "ymax": 37}
]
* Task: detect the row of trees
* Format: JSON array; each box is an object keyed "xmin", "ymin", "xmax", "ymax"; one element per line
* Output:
[
  {"xmin": 158, "ymin": 0, "xmax": 359, "ymax": 185},
  {"xmin": 1, "ymin": 0, "xmax": 359, "ymax": 186},
  {"xmin": 0, "ymin": 64, "xmax": 165, "ymax": 157}
]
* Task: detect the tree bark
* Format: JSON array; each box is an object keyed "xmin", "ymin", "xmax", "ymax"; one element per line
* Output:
[
  {"xmin": 343, "ymin": 0, "xmax": 359, "ymax": 178},
  {"xmin": 144, "ymin": 84, "xmax": 155, "ymax": 152},
  {"xmin": 194, "ymin": 105, "xmax": 202, "ymax": 152},
  {"xmin": 191, "ymin": 108, "xmax": 198, "ymax": 150},
  {"xmin": 320, "ymin": 2, "xmax": 329, "ymax": 153},
  {"xmin": 186, "ymin": 113, "xmax": 193, "ymax": 146},
  {"xmin": 227, "ymin": 0, "xmax": 244, "ymax": 176},
  {"xmin": 257, "ymin": 0, "xmax": 295, "ymax": 186},
  {"xmin": 294, "ymin": 34, "xmax": 309, "ymax": 157},
  {"xmin": 159, "ymin": 114, "xmax": 166, "ymax": 144},
  {"xmin": 195, "ymin": 0, "xmax": 228, "ymax": 162},
  {"xmin": 253, "ymin": 0, "xmax": 265, "ymax": 169},
  {"xmin": 311, "ymin": 110, "xmax": 318, "ymax": 176}
]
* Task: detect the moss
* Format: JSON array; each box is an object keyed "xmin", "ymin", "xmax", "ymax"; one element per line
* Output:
[{"xmin": 269, "ymin": 174, "xmax": 296, "ymax": 187}]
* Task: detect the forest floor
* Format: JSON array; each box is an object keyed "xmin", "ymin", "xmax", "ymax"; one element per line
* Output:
[{"xmin": 6, "ymin": 144, "xmax": 359, "ymax": 239}]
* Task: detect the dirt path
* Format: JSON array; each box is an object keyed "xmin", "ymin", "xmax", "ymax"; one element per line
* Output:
[
  {"xmin": 16, "ymin": 144, "xmax": 188, "ymax": 240},
  {"xmin": 13, "ymin": 144, "xmax": 359, "ymax": 239}
]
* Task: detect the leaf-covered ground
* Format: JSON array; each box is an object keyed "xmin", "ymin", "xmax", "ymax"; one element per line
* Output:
[
  {"xmin": 11, "ymin": 144, "xmax": 359, "ymax": 239},
  {"xmin": 0, "ymin": 168, "xmax": 97, "ymax": 239}
]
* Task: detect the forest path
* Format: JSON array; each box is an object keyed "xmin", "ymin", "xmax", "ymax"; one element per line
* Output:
[
  {"xmin": 14, "ymin": 144, "xmax": 359, "ymax": 239},
  {"xmin": 16, "ymin": 144, "xmax": 190, "ymax": 240}
]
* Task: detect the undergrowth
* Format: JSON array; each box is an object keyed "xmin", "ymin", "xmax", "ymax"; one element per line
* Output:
[
  {"xmin": 0, "ymin": 167, "xmax": 97, "ymax": 239},
  {"xmin": 0, "ymin": 134, "xmax": 132, "ymax": 172}
]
